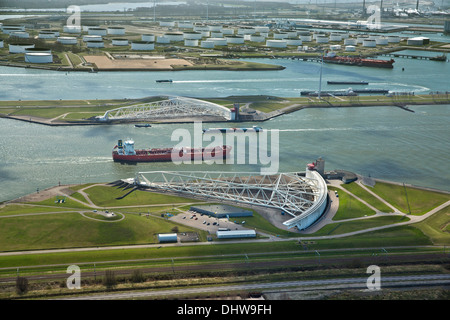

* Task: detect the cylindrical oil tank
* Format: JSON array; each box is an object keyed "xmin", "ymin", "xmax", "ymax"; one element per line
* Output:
[
  {"xmin": 316, "ymin": 36, "xmax": 329, "ymax": 43},
  {"xmin": 344, "ymin": 38, "xmax": 357, "ymax": 45},
  {"xmin": 201, "ymin": 40, "xmax": 215, "ymax": 48},
  {"xmin": 183, "ymin": 31, "xmax": 202, "ymax": 40},
  {"xmin": 57, "ymin": 36, "xmax": 77, "ymax": 45},
  {"xmin": 184, "ymin": 39, "xmax": 198, "ymax": 47},
  {"xmin": 10, "ymin": 31, "xmax": 29, "ymax": 38},
  {"xmin": 376, "ymin": 37, "xmax": 389, "ymax": 45},
  {"xmin": 156, "ymin": 35, "xmax": 170, "ymax": 44},
  {"xmin": 112, "ymin": 38, "xmax": 129, "ymax": 46},
  {"xmin": 266, "ymin": 39, "xmax": 287, "ymax": 48},
  {"xmin": 9, "ymin": 43, "xmax": 35, "ymax": 53},
  {"xmin": 86, "ymin": 40, "xmax": 104, "ymax": 48},
  {"xmin": 363, "ymin": 39, "xmax": 376, "ymax": 47},
  {"xmin": 250, "ymin": 34, "xmax": 265, "ymax": 42},
  {"xmin": 208, "ymin": 38, "xmax": 227, "ymax": 46},
  {"xmin": 63, "ymin": 25, "xmax": 81, "ymax": 33},
  {"xmin": 107, "ymin": 27, "xmax": 125, "ymax": 35},
  {"xmin": 88, "ymin": 27, "xmax": 107, "ymax": 36},
  {"xmin": 83, "ymin": 35, "xmax": 102, "ymax": 42},
  {"xmin": 165, "ymin": 33, "xmax": 184, "ymax": 42},
  {"xmin": 24, "ymin": 52, "xmax": 53, "ymax": 63},
  {"xmin": 142, "ymin": 34, "xmax": 155, "ymax": 42},
  {"xmin": 286, "ymin": 38, "xmax": 302, "ymax": 46},
  {"xmin": 345, "ymin": 45, "xmax": 356, "ymax": 52},
  {"xmin": 226, "ymin": 35, "xmax": 245, "ymax": 44}
]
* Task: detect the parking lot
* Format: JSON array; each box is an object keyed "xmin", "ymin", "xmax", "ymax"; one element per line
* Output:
[{"xmin": 170, "ymin": 210, "xmax": 250, "ymax": 235}]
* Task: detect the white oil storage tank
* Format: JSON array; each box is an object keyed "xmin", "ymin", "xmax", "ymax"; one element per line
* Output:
[
  {"xmin": 184, "ymin": 39, "xmax": 198, "ymax": 47},
  {"xmin": 9, "ymin": 43, "xmax": 35, "ymax": 53},
  {"xmin": 24, "ymin": 52, "xmax": 53, "ymax": 63},
  {"xmin": 142, "ymin": 34, "xmax": 155, "ymax": 42},
  {"xmin": 86, "ymin": 40, "xmax": 105, "ymax": 48},
  {"xmin": 266, "ymin": 39, "xmax": 287, "ymax": 48},
  {"xmin": 131, "ymin": 41, "xmax": 154, "ymax": 50},
  {"xmin": 226, "ymin": 35, "xmax": 245, "ymax": 44},
  {"xmin": 107, "ymin": 27, "xmax": 125, "ymax": 35},
  {"xmin": 201, "ymin": 40, "xmax": 215, "ymax": 48},
  {"xmin": 363, "ymin": 39, "xmax": 376, "ymax": 47},
  {"xmin": 111, "ymin": 38, "xmax": 129, "ymax": 46},
  {"xmin": 88, "ymin": 27, "xmax": 107, "ymax": 36},
  {"xmin": 57, "ymin": 36, "xmax": 77, "ymax": 45}
]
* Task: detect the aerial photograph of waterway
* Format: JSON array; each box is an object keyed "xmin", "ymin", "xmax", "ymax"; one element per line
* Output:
[{"xmin": 0, "ymin": 0, "xmax": 449, "ymax": 305}]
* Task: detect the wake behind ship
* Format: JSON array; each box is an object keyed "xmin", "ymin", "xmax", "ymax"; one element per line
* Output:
[{"xmin": 112, "ymin": 139, "xmax": 231, "ymax": 163}]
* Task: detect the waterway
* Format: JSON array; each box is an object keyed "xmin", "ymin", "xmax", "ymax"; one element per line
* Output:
[{"xmin": 0, "ymin": 57, "xmax": 449, "ymax": 202}]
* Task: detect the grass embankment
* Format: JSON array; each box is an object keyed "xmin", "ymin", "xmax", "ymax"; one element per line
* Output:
[
  {"xmin": 341, "ymin": 182, "xmax": 394, "ymax": 213},
  {"xmin": 365, "ymin": 181, "xmax": 449, "ymax": 215},
  {"xmin": 329, "ymin": 186, "xmax": 376, "ymax": 220}
]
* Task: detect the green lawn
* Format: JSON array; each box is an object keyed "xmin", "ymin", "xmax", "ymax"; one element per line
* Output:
[
  {"xmin": 0, "ymin": 204, "xmax": 74, "ymax": 216},
  {"xmin": 413, "ymin": 205, "xmax": 450, "ymax": 245},
  {"xmin": 75, "ymin": 185, "xmax": 202, "ymax": 207},
  {"xmin": 366, "ymin": 182, "xmax": 449, "ymax": 215},
  {"xmin": 310, "ymin": 215, "xmax": 410, "ymax": 237},
  {"xmin": 0, "ymin": 211, "xmax": 197, "ymax": 252},
  {"xmin": 329, "ymin": 186, "xmax": 376, "ymax": 220},
  {"xmin": 341, "ymin": 182, "xmax": 394, "ymax": 213}
]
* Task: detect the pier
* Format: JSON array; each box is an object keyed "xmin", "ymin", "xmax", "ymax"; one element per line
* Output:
[{"xmin": 380, "ymin": 53, "xmax": 447, "ymax": 61}]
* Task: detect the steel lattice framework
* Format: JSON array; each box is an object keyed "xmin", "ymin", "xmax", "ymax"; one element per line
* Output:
[
  {"xmin": 97, "ymin": 96, "xmax": 231, "ymax": 121},
  {"xmin": 131, "ymin": 170, "xmax": 328, "ymax": 229}
]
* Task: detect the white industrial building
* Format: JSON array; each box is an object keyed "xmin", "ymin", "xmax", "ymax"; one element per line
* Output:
[
  {"xmin": 158, "ymin": 233, "xmax": 178, "ymax": 243},
  {"xmin": 216, "ymin": 230, "xmax": 256, "ymax": 239}
]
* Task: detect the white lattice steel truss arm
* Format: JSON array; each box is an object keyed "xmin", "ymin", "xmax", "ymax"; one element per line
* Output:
[
  {"xmin": 133, "ymin": 171, "xmax": 327, "ymax": 225},
  {"xmin": 97, "ymin": 96, "xmax": 231, "ymax": 121}
]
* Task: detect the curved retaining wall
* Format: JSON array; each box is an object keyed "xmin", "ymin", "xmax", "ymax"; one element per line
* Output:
[{"xmin": 283, "ymin": 170, "xmax": 328, "ymax": 230}]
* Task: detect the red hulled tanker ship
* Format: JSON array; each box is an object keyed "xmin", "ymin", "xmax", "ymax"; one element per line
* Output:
[
  {"xmin": 112, "ymin": 139, "xmax": 232, "ymax": 163},
  {"xmin": 322, "ymin": 52, "xmax": 395, "ymax": 68}
]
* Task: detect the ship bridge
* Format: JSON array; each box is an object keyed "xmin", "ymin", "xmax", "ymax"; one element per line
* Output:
[
  {"xmin": 96, "ymin": 96, "xmax": 231, "ymax": 122},
  {"xmin": 129, "ymin": 170, "xmax": 328, "ymax": 231}
]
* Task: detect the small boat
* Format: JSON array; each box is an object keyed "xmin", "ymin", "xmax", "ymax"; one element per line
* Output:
[
  {"xmin": 156, "ymin": 79, "xmax": 173, "ymax": 83},
  {"xmin": 327, "ymin": 81, "xmax": 369, "ymax": 85},
  {"xmin": 134, "ymin": 124, "xmax": 152, "ymax": 128},
  {"xmin": 203, "ymin": 126, "xmax": 263, "ymax": 133},
  {"xmin": 429, "ymin": 54, "xmax": 447, "ymax": 62}
]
